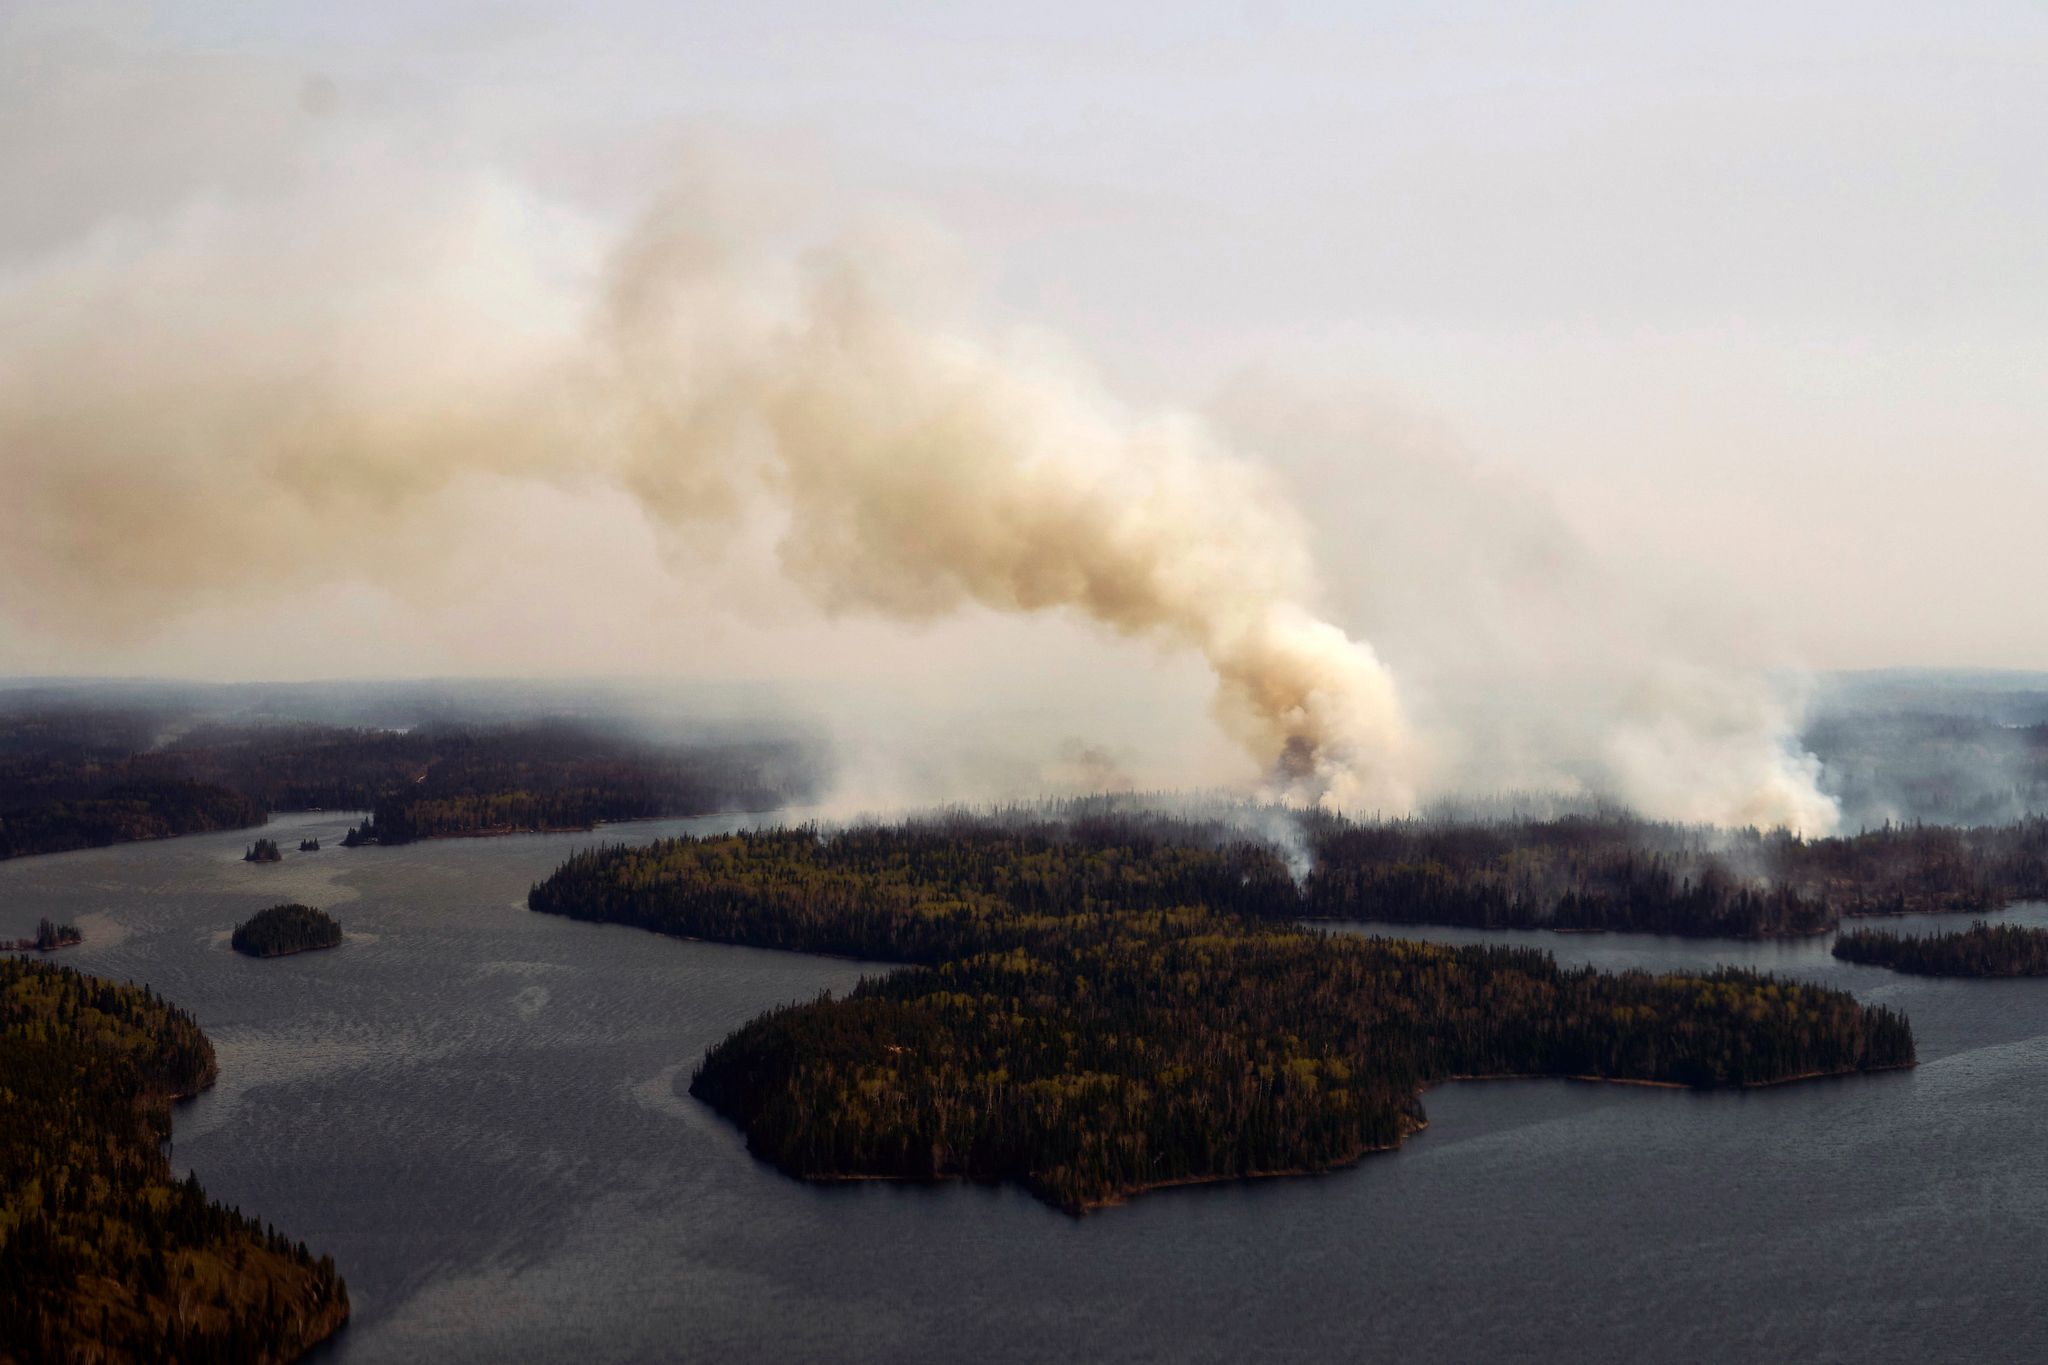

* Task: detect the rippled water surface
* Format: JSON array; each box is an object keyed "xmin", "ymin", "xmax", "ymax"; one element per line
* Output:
[{"xmin": 5, "ymin": 814, "xmax": 2046, "ymax": 1363}]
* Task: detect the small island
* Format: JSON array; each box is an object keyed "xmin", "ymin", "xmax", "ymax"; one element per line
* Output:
[
  {"xmin": 4, "ymin": 917, "xmax": 81, "ymax": 953},
  {"xmin": 244, "ymin": 836, "xmax": 283, "ymax": 863},
  {"xmin": 299, "ymin": 836, "xmax": 322, "ymax": 852},
  {"xmin": 232, "ymin": 903, "xmax": 344, "ymax": 958},
  {"xmin": 1834, "ymin": 921, "xmax": 2048, "ymax": 976}
]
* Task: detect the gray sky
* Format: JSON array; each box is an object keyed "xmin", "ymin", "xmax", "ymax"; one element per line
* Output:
[{"xmin": 6, "ymin": 1, "xmax": 2046, "ymax": 675}]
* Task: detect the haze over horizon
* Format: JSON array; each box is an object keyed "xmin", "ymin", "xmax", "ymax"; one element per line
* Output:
[
  {"xmin": 4, "ymin": 2, "xmax": 2043, "ymax": 828},
  {"xmin": 14, "ymin": 14, "xmax": 2048, "ymax": 1365}
]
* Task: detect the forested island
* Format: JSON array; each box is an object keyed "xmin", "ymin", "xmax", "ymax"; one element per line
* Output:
[
  {"xmin": 530, "ymin": 815, "xmax": 1916, "ymax": 1211},
  {"xmin": 530, "ymin": 794, "xmax": 2048, "ymax": 943},
  {"xmin": 0, "ymin": 958, "xmax": 348, "ymax": 1360},
  {"xmin": 231, "ymin": 904, "xmax": 344, "ymax": 959},
  {"xmin": 4, "ymin": 917, "xmax": 82, "ymax": 953},
  {"xmin": 243, "ymin": 837, "xmax": 283, "ymax": 864},
  {"xmin": 1833, "ymin": 922, "xmax": 2048, "ymax": 977}
]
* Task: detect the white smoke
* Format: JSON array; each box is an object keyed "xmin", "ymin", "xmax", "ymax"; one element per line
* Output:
[{"xmin": 1215, "ymin": 383, "xmax": 1839, "ymax": 833}]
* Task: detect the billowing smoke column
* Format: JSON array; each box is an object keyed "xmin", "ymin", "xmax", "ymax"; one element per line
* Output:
[
  {"xmin": 0, "ymin": 175, "xmax": 1415, "ymax": 809},
  {"xmin": 0, "ymin": 149, "xmax": 1836, "ymax": 831},
  {"xmin": 594, "ymin": 211, "xmax": 1418, "ymax": 809}
]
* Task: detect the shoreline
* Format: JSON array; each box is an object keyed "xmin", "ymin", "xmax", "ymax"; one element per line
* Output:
[
  {"xmin": 765, "ymin": 1058, "xmax": 1915, "ymax": 1215},
  {"xmin": 1306, "ymin": 904, "xmax": 2046, "ymax": 943},
  {"xmin": 336, "ymin": 802, "xmax": 792, "ymax": 847},
  {"xmin": 787, "ymin": 1119, "xmax": 1429, "ymax": 1214},
  {"xmin": 1439, "ymin": 1072, "xmax": 1685, "ymax": 1090},
  {"xmin": 1301, "ymin": 915, "xmax": 1836, "ymax": 943},
  {"xmin": 234, "ymin": 937, "xmax": 344, "ymax": 960},
  {"xmin": 1075, "ymin": 1114, "xmax": 1430, "ymax": 1210}
]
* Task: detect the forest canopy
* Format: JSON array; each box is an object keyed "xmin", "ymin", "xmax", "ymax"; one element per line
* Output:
[
  {"xmin": 1833, "ymin": 922, "xmax": 2048, "ymax": 977},
  {"xmin": 0, "ymin": 958, "xmax": 348, "ymax": 1361},
  {"xmin": 1298, "ymin": 807, "xmax": 2048, "ymax": 936},
  {"xmin": 231, "ymin": 904, "xmax": 344, "ymax": 959},
  {"xmin": 530, "ymin": 799, "xmax": 2048, "ymax": 944},
  {"xmin": 529, "ymin": 814, "xmax": 1917, "ymax": 1211},
  {"xmin": 0, "ymin": 703, "xmax": 819, "ymax": 861}
]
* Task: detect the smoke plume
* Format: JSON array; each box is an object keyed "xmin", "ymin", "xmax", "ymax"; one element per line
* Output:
[
  {"xmin": 589, "ymin": 198, "xmax": 1418, "ymax": 808},
  {"xmin": 0, "ymin": 158, "xmax": 1414, "ymax": 807},
  {"xmin": 0, "ymin": 28, "xmax": 1838, "ymax": 830}
]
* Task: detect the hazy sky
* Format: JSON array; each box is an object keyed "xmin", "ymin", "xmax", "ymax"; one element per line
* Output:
[{"xmin": 5, "ymin": 1, "xmax": 2045, "ymax": 679}]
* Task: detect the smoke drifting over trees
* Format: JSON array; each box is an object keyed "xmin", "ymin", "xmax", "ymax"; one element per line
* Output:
[{"xmin": 0, "ymin": 19, "xmax": 1841, "ymax": 829}]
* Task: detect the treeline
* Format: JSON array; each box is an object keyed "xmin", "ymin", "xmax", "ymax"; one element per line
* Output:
[
  {"xmin": 528, "ymin": 815, "xmax": 1296, "ymax": 961},
  {"xmin": 1304, "ymin": 816, "xmax": 1830, "ymax": 937},
  {"xmin": 1302, "ymin": 810, "xmax": 2048, "ymax": 936},
  {"xmin": 0, "ymin": 958, "xmax": 348, "ymax": 1361},
  {"xmin": 0, "ymin": 777, "xmax": 267, "ymax": 863},
  {"xmin": 530, "ymin": 818, "xmax": 1915, "ymax": 1211},
  {"xmin": 337, "ymin": 725, "xmax": 811, "ymax": 845},
  {"xmin": 1775, "ymin": 818, "xmax": 2048, "ymax": 916},
  {"xmin": 231, "ymin": 905, "xmax": 343, "ymax": 959},
  {"xmin": 1833, "ymin": 922, "xmax": 2048, "ymax": 977},
  {"xmin": 530, "ymin": 802, "xmax": 2048, "ymax": 944},
  {"xmin": 0, "ymin": 706, "xmax": 820, "ymax": 861}
]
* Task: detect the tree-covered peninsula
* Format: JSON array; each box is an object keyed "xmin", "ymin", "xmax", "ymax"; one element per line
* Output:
[
  {"xmin": 231, "ymin": 904, "xmax": 344, "ymax": 959},
  {"xmin": 0, "ymin": 959, "xmax": 348, "ymax": 1361},
  {"xmin": 1833, "ymin": 921, "xmax": 2048, "ymax": 977},
  {"xmin": 529, "ymin": 816, "xmax": 1916, "ymax": 1212}
]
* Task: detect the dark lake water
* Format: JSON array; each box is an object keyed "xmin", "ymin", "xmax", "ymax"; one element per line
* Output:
[{"xmin": 5, "ymin": 813, "xmax": 2046, "ymax": 1363}]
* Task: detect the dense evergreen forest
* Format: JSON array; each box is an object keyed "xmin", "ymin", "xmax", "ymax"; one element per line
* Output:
[
  {"xmin": 332, "ymin": 723, "xmax": 810, "ymax": 844},
  {"xmin": 1833, "ymin": 922, "xmax": 2048, "ymax": 977},
  {"xmin": 0, "ymin": 959, "xmax": 348, "ymax": 1362},
  {"xmin": 530, "ymin": 816, "xmax": 1916, "ymax": 1211},
  {"xmin": 0, "ymin": 704, "xmax": 817, "ymax": 861},
  {"xmin": 529, "ymin": 818, "xmax": 1297, "ymax": 961},
  {"xmin": 230, "ymin": 906, "xmax": 343, "ymax": 959},
  {"xmin": 532, "ymin": 802, "xmax": 2048, "ymax": 946},
  {"xmin": 1300, "ymin": 811, "xmax": 2048, "ymax": 936},
  {"xmin": 0, "ymin": 778, "xmax": 266, "ymax": 864}
]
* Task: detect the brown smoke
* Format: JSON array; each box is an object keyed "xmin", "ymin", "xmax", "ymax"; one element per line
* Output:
[
  {"xmin": 599, "ymin": 214, "xmax": 1417, "ymax": 807},
  {"xmin": 0, "ymin": 174, "xmax": 1417, "ymax": 808},
  {"xmin": 0, "ymin": 61, "xmax": 1843, "ymax": 830}
]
